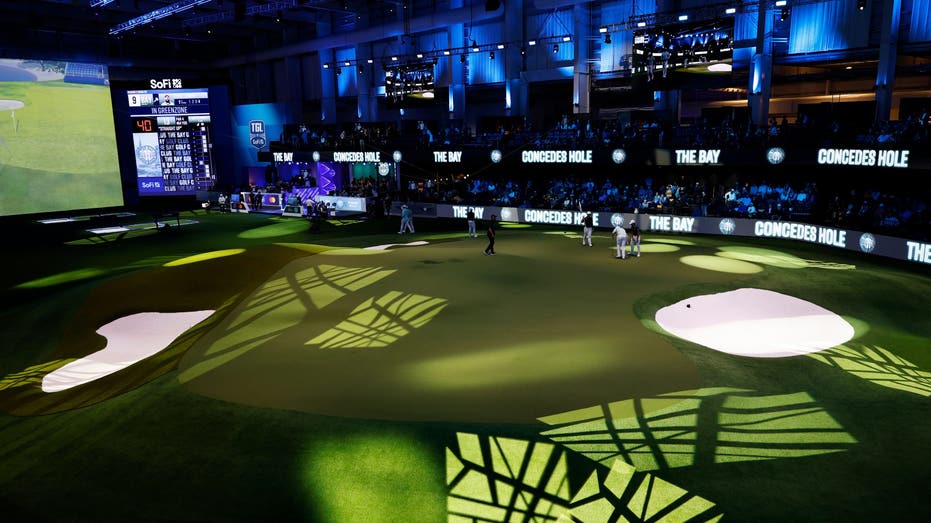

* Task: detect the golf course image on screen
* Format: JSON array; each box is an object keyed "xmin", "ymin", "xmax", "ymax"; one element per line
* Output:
[{"xmin": 0, "ymin": 59, "xmax": 123, "ymax": 217}]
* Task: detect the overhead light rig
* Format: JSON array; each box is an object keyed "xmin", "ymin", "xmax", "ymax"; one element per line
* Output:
[
  {"xmin": 321, "ymin": 33, "xmax": 572, "ymax": 71},
  {"xmin": 109, "ymin": 0, "xmax": 215, "ymax": 34},
  {"xmin": 182, "ymin": 0, "xmax": 303, "ymax": 28}
]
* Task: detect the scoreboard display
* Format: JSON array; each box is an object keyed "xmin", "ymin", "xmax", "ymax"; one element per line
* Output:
[{"xmin": 128, "ymin": 88, "xmax": 215, "ymax": 195}]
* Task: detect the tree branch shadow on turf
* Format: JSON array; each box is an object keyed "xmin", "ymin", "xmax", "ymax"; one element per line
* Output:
[
  {"xmin": 447, "ymin": 432, "xmax": 723, "ymax": 522},
  {"xmin": 537, "ymin": 388, "xmax": 856, "ymax": 473},
  {"xmin": 808, "ymin": 344, "xmax": 931, "ymax": 397}
]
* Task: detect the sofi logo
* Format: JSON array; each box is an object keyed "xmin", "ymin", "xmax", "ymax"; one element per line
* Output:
[{"xmin": 150, "ymin": 78, "xmax": 183, "ymax": 89}]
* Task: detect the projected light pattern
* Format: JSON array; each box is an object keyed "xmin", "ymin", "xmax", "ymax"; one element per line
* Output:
[
  {"xmin": 307, "ymin": 291, "xmax": 447, "ymax": 349},
  {"xmin": 0, "ymin": 360, "xmax": 68, "ymax": 391},
  {"xmin": 655, "ymin": 288, "xmax": 854, "ymax": 357},
  {"xmin": 238, "ymin": 264, "xmax": 396, "ymax": 318},
  {"xmin": 179, "ymin": 264, "xmax": 396, "ymax": 382},
  {"xmin": 539, "ymin": 388, "xmax": 855, "ymax": 472},
  {"xmin": 809, "ymin": 344, "xmax": 931, "ymax": 397},
  {"xmin": 42, "ymin": 310, "xmax": 215, "ymax": 392},
  {"xmin": 679, "ymin": 255, "xmax": 763, "ymax": 274},
  {"xmin": 163, "ymin": 249, "xmax": 245, "ymax": 267},
  {"xmin": 303, "ymin": 432, "xmax": 445, "ymax": 523},
  {"xmin": 447, "ymin": 433, "xmax": 723, "ymax": 522},
  {"xmin": 15, "ymin": 268, "xmax": 107, "ymax": 289},
  {"xmin": 568, "ymin": 459, "xmax": 722, "ymax": 522},
  {"xmin": 448, "ymin": 433, "xmax": 573, "ymax": 521},
  {"xmin": 364, "ymin": 241, "xmax": 430, "ymax": 251},
  {"xmin": 715, "ymin": 246, "xmax": 856, "ymax": 270}
]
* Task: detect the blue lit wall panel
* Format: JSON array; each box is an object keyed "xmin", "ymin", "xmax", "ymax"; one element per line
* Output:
[
  {"xmin": 467, "ymin": 22, "xmax": 505, "ymax": 85},
  {"xmin": 908, "ymin": 0, "xmax": 931, "ymax": 42},
  {"xmin": 335, "ymin": 47, "xmax": 357, "ymax": 97},
  {"xmin": 231, "ymin": 103, "xmax": 288, "ymax": 181},
  {"xmin": 526, "ymin": 8, "xmax": 575, "ymax": 70},
  {"xmin": 788, "ymin": 0, "xmax": 869, "ymax": 54},
  {"xmin": 415, "ymin": 31, "xmax": 449, "ymax": 86},
  {"xmin": 598, "ymin": 0, "xmax": 633, "ymax": 73}
]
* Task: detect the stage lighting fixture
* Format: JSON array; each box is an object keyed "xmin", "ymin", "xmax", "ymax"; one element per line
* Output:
[
  {"xmin": 358, "ymin": 65, "xmax": 365, "ymax": 74},
  {"xmin": 275, "ymin": 10, "xmax": 282, "ymax": 22},
  {"xmin": 391, "ymin": 56, "xmax": 398, "ymax": 61},
  {"xmin": 323, "ymin": 63, "xmax": 329, "ymax": 69},
  {"xmin": 336, "ymin": 66, "xmax": 341, "ymax": 75},
  {"xmin": 460, "ymin": 54, "xmax": 467, "ymax": 63},
  {"xmin": 856, "ymin": 0, "xmax": 866, "ymax": 10},
  {"xmin": 497, "ymin": 44, "xmax": 505, "ymax": 49},
  {"xmin": 604, "ymin": 33, "xmax": 611, "ymax": 44},
  {"xmin": 489, "ymin": 51, "xmax": 495, "ymax": 60},
  {"xmin": 520, "ymin": 47, "xmax": 526, "ymax": 55},
  {"xmin": 417, "ymin": 53, "xmax": 424, "ymax": 58},
  {"xmin": 443, "ymin": 50, "xmax": 450, "ymax": 55},
  {"xmin": 344, "ymin": 61, "xmax": 350, "ymax": 66},
  {"xmin": 553, "ymin": 44, "xmax": 559, "ymax": 53},
  {"xmin": 563, "ymin": 36, "xmax": 571, "ymax": 42},
  {"xmin": 678, "ymin": 14, "xmax": 689, "ymax": 21},
  {"xmin": 599, "ymin": 27, "xmax": 608, "ymax": 33},
  {"xmin": 725, "ymin": 7, "xmax": 737, "ymax": 14},
  {"xmin": 472, "ymin": 45, "xmax": 480, "ymax": 52},
  {"xmin": 637, "ymin": 21, "xmax": 646, "ymax": 28},
  {"xmin": 367, "ymin": 59, "xmax": 374, "ymax": 63},
  {"xmin": 779, "ymin": 7, "xmax": 788, "ymax": 20},
  {"xmin": 528, "ymin": 39, "xmax": 537, "ymax": 46}
]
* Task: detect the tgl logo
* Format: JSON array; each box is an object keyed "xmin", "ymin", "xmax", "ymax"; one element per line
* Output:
[{"xmin": 150, "ymin": 78, "xmax": 183, "ymax": 89}]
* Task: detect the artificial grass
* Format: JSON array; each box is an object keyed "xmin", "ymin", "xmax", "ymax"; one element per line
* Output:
[{"xmin": 1, "ymin": 212, "xmax": 930, "ymax": 522}]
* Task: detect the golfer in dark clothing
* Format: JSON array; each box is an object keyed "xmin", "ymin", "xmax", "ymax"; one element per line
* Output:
[
  {"xmin": 629, "ymin": 219, "xmax": 641, "ymax": 257},
  {"xmin": 484, "ymin": 214, "xmax": 497, "ymax": 255}
]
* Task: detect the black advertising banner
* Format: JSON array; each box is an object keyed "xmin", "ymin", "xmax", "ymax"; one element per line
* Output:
[{"xmin": 424, "ymin": 203, "xmax": 931, "ymax": 268}]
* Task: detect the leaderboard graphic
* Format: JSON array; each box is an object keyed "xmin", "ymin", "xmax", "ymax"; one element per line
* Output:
[{"xmin": 128, "ymin": 84, "xmax": 215, "ymax": 195}]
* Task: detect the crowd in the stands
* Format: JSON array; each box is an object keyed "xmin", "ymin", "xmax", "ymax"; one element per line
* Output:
[
  {"xmin": 277, "ymin": 109, "xmax": 931, "ymax": 153},
  {"xmin": 260, "ymin": 113, "xmax": 931, "ymax": 239}
]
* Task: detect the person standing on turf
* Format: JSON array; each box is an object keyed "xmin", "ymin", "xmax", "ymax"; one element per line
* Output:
[
  {"xmin": 467, "ymin": 207, "xmax": 476, "ymax": 238},
  {"xmin": 629, "ymin": 219, "xmax": 641, "ymax": 257},
  {"xmin": 582, "ymin": 211, "xmax": 594, "ymax": 247},
  {"xmin": 399, "ymin": 204, "xmax": 415, "ymax": 234},
  {"xmin": 484, "ymin": 214, "xmax": 497, "ymax": 255},
  {"xmin": 612, "ymin": 219, "xmax": 628, "ymax": 259}
]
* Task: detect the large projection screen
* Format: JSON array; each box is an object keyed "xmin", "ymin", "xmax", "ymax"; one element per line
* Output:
[{"xmin": 0, "ymin": 59, "xmax": 123, "ymax": 217}]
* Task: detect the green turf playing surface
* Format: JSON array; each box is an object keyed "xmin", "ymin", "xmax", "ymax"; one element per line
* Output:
[
  {"xmin": 0, "ymin": 81, "xmax": 122, "ymax": 216},
  {"xmin": 1, "ymin": 211, "xmax": 930, "ymax": 522}
]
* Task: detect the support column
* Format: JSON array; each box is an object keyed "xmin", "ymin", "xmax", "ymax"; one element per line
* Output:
[
  {"xmin": 749, "ymin": 0, "xmax": 774, "ymax": 128},
  {"xmin": 356, "ymin": 45, "xmax": 377, "ymax": 122},
  {"xmin": 572, "ymin": 2, "xmax": 592, "ymax": 114},
  {"xmin": 503, "ymin": 0, "xmax": 525, "ymax": 115},
  {"xmin": 448, "ymin": 0, "xmax": 467, "ymax": 122},
  {"xmin": 653, "ymin": 90, "xmax": 680, "ymax": 124},
  {"xmin": 319, "ymin": 48, "xmax": 337, "ymax": 124},
  {"xmin": 875, "ymin": 0, "xmax": 901, "ymax": 123}
]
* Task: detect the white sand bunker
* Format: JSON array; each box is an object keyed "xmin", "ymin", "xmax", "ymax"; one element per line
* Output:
[
  {"xmin": 364, "ymin": 241, "xmax": 429, "ymax": 251},
  {"xmin": 655, "ymin": 288, "xmax": 853, "ymax": 358},
  {"xmin": 42, "ymin": 310, "xmax": 214, "ymax": 393},
  {"xmin": 0, "ymin": 100, "xmax": 25, "ymax": 111}
]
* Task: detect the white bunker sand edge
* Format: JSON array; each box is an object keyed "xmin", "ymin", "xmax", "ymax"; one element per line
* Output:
[
  {"xmin": 42, "ymin": 310, "xmax": 215, "ymax": 393},
  {"xmin": 655, "ymin": 288, "xmax": 854, "ymax": 358},
  {"xmin": 0, "ymin": 100, "xmax": 25, "ymax": 111}
]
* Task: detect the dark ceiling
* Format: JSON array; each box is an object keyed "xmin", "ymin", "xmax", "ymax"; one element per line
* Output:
[{"xmin": 0, "ymin": 0, "xmax": 427, "ymax": 68}]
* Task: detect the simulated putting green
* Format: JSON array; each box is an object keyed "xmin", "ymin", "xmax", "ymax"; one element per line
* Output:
[{"xmin": 1, "ymin": 213, "xmax": 930, "ymax": 523}]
